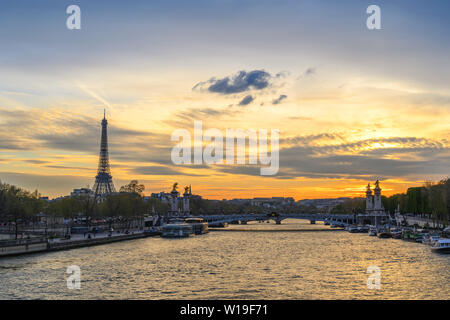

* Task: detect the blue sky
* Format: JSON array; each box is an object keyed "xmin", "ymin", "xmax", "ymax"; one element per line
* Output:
[{"xmin": 2, "ymin": 1, "xmax": 449, "ymax": 77}]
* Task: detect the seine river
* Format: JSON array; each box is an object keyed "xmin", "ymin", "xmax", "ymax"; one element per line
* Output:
[{"xmin": 0, "ymin": 219, "xmax": 449, "ymax": 299}]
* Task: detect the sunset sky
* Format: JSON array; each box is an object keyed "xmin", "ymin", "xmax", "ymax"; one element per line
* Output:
[{"xmin": 0, "ymin": 0, "xmax": 449, "ymax": 200}]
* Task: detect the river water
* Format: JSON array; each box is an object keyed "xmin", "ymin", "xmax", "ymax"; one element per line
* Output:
[{"xmin": 0, "ymin": 219, "xmax": 448, "ymax": 299}]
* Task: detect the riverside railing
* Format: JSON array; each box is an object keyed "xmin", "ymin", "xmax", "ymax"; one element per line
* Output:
[{"xmin": 0, "ymin": 237, "xmax": 48, "ymax": 248}]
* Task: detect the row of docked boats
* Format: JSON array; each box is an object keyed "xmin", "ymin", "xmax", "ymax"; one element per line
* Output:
[
  {"xmin": 347, "ymin": 225, "xmax": 370, "ymax": 233},
  {"xmin": 404, "ymin": 231, "xmax": 450, "ymax": 252},
  {"xmin": 348, "ymin": 223, "xmax": 450, "ymax": 253}
]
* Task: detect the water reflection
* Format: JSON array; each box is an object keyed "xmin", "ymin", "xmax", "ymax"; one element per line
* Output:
[{"xmin": 0, "ymin": 219, "xmax": 448, "ymax": 299}]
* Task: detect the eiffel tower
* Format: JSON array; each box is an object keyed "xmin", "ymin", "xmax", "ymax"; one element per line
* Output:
[{"xmin": 93, "ymin": 110, "xmax": 116, "ymax": 198}]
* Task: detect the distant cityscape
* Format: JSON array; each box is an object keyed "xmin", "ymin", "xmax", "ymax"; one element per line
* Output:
[{"xmin": 39, "ymin": 187, "xmax": 355, "ymax": 213}]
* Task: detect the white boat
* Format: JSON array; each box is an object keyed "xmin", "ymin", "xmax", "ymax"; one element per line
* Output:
[
  {"xmin": 361, "ymin": 225, "xmax": 370, "ymax": 233},
  {"xmin": 161, "ymin": 223, "xmax": 193, "ymax": 238},
  {"xmin": 185, "ymin": 218, "xmax": 209, "ymax": 235},
  {"xmin": 357, "ymin": 226, "xmax": 367, "ymax": 233},
  {"xmin": 369, "ymin": 226, "xmax": 377, "ymax": 236},
  {"xmin": 377, "ymin": 226, "xmax": 392, "ymax": 238},
  {"xmin": 431, "ymin": 239, "xmax": 450, "ymax": 253},
  {"xmin": 422, "ymin": 234, "xmax": 440, "ymax": 246}
]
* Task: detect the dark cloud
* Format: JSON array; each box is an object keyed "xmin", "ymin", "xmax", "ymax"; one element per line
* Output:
[
  {"xmin": 314, "ymin": 137, "xmax": 445, "ymax": 155},
  {"xmin": 164, "ymin": 106, "xmax": 240, "ymax": 128},
  {"xmin": 211, "ymin": 145, "xmax": 449, "ymax": 180},
  {"xmin": 277, "ymin": 137, "xmax": 450, "ymax": 180},
  {"xmin": 0, "ymin": 108, "xmax": 155, "ymax": 154},
  {"xmin": 131, "ymin": 165, "xmax": 205, "ymax": 176},
  {"xmin": 210, "ymin": 135, "xmax": 450, "ymax": 180},
  {"xmin": 36, "ymin": 124, "xmax": 159, "ymax": 154},
  {"xmin": 288, "ymin": 116, "xmax": 313, "ymax": 121},
  {"xmin": 193, "ymin": 70, "xmax": 274, "ymax": 94},
  {"xmin": 35, "ymin": 133, "xmax": 98, "ymax": 153},
  {"xmin": 213, "ymin": 165, "xmax": 263, "ymax": 177},
  {"xmin": 272, "ymin": 94, "xmax": 287, "ymax": 105},
  {"xmin": 280, "ymin": 135, "xmax": 446, "ymax": 153},
  {"xmin": 280, "ymin": 133, "xmax": 344, "ymax": 147},
  {"xmin": 178, "ymin": 107, "xmax": 235, "ymax": 119},
  {"xmin": 0, "ymin": 107, "xmax": 175, "ymax": 171},
  {"xmin": 292, "ymin": 152, "xmax": 447, "ymax": 178},
  {"xmin": 0, "ymin": 138, "xmax": 32, "ymax": 150},
  {"xmin": 238, "ymin": 95, "xmax": 254, "ymax": 106},
  {"xmin": 0, "ymin": 172, "xmax": 93, "ymax": 196},
  {"xmin": 214, "ymin": 165, "xmax": 373, "ymax": 181},
  {"xmin": 21, "ymin": 159, "xmax": 49, "ymax": 164},
  {"xmin": 131, "ymin": 165, "xmax": 183, "ymax": 175},
  {"xmin": 45, "ymin": 165, "xmax": 94, "ymax": 171},
  {"xmin": 304, "ymin": 67, "xmax": 316, "ymax": 76}
]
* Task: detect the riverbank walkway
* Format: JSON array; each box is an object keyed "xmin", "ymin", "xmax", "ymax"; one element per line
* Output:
[{"xmin": 0, "ymin": 229, "xmax": 161, "ymax": 258}]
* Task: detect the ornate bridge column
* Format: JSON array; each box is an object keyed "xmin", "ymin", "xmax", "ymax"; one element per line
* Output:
[
  {"xmin": 183, "ymin": 185, "xmax": 191, "ymax": 215},
  {"xmin": 365, "ymin": 183, "xmax": 373, "ymax": 213},
  {"xmin": 169, "ymin": 183, "xmax": 180, "ymax": 216}
]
